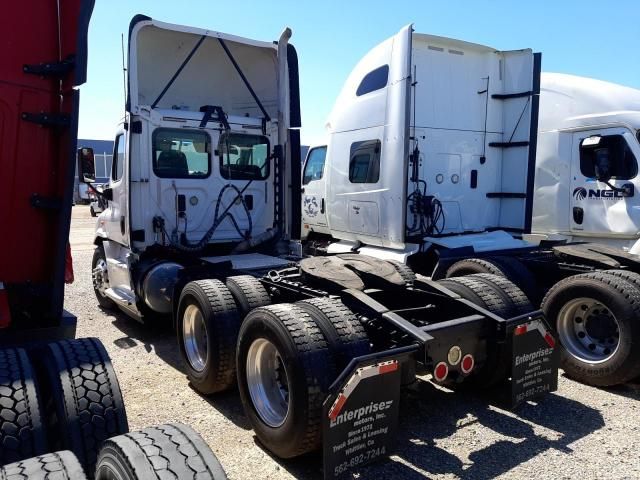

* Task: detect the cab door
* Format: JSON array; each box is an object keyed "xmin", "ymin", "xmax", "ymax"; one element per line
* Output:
[
  {"xmin": 569, "ymin": 127, "xmax": 640, "ymax": 237},
  {"xmin": 301, "ymin": 146, "xmax": 329, "ymax": 237},
  {"xmin": 104, "ymin": 131, "xmax": 129, "ymax": 246}
]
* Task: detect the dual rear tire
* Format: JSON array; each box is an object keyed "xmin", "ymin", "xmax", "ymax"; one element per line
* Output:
[{"xmin": 176, "ymin": 276, "xmax": 372, "ymax": 459}]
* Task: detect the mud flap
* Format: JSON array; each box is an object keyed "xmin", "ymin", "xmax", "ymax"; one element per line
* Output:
[
  {"xmin": 510, "ymin": 316, "xmax": 559, "ymax": 407},
  {"xmin": 322, "ymin": 347, "xmax": 416, "ymax": 479}
]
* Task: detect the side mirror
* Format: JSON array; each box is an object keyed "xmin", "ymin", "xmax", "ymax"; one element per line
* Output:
[
  {"xmin": 594, "ymin": 148, "xmax": 612, "ymax": 183},
  {"xmin": 77, "ymin": 147, "xmax": 96, "ymax": 183},
  {"xmin": 102, "ymin": 187, "xmax": 113, "ymax": 201}
]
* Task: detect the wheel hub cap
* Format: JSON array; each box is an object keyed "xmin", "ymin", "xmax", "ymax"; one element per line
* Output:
[
  {"xmin": 92, "ymin": 258, "xmax": 109, "ymax": 297},
  {"xmin": 246, "ymin": 338, "xmax": 290, "ymax": 428},
  {"xmin": 557, "ymin": 298, "xmax": 620, "ymax": 364},
  {"xmin": 183, "ymin": 304, "xmax": 208, "ymax": 372}
]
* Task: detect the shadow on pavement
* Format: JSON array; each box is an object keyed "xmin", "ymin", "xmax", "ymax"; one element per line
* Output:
[
  {"xmin": 107, "ymin": 308, "xmax": 606, "ymax": 479},
  {"xmin": 273, "ymin": 378, "xmax": 604, "ymax": 480},
  {"xmin": 108, "ymin": 307, "xmax": 251, "ymax": 430}
]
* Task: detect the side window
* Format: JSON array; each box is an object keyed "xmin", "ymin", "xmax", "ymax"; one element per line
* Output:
[
  {"xmin": 302, "ymin": 147, "xmax": 327, "ymax": 185},
  {"xmin": 218, "ymin": 133, "xmax": 270, "ymax": 180},
  {"xmin": 152, "ymin": 129, "xmax": 210, "ymax": 178},
  {"xmin": 580, "ymin": 134, "xmax": 638, "ymax": 180},
  {"xmin": 111, "ymin": 134, "xmax": 125, "ymax": 182},
  {"xmin": 349, "ymin": 140, "xmax": 381, "ymax": 184},
  {"xmin": 356, "ymin": 65, "xmax": 389, "ymax": 96}
]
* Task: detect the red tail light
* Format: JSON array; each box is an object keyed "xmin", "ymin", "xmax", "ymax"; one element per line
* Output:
[
  {"xmin": 433, "ymin": 362, "xmax": 449, "ymax": 382},
  {"xmin": 461, "ymin": 354, "xmax": 475, "ymax": 374}
]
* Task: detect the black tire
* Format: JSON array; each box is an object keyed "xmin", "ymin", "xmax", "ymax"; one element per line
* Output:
[
  {"xmin": 95, "ymin": 423, "xmax": 227, "ymax": 480},
  {"xmin": 437, "ymin": 276, "xmax": 513, "ymax": 387},
  {"xmin": 445, "ymin": 256, "xmax": 539, "ymax": 304},
  {"xmin": 438, "ymin": 276, "xmax": 513, "ymax": 319},
  {"xmin": 386, "ymin": 260, "xmax": 416, "ymax": 285},
  {"xmin": 542, "ymin": 271, "xmax": 640, "ymax": 386},
  {"xmin": 445, "ymin": 258, "xmax": 507, "ymax": 278},
  {"xmin": 91, "ymin": 246, "xmax": 116, "ymax": 310},
  {"xmin": 0, "ymin": 348, "xmax": 47, "ymax": 465},
  {"xmin": 1, "ymin": 450, "xmax": 87, "ymax": 479},
  {"xmin": 225, "ymin": 275, "xmax": 271, "ymax": 318},
  {"xmin": 237, "ymin": 304, "xmax": 335, "ymax": 458},
  {"xmin": 468, "ymin": 273, "xmax": 534, "ymax": 317},
  {"xmin": 296, "ymin": 297, "xmax": 371, "ymax": 370},
  {"xmin": 177, "ymin": 280, "xmax": 240, "ymax": 394},
  {"xmin": 491, "ymin": 256, "xmax": 540, "ymax": 304},
  {"xmin": 35, "ymin": 338, "xmax": 129, "ymax": 473}
]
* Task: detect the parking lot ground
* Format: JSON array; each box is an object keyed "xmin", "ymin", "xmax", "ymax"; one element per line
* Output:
[{"xmin": 68, "ymin": 205, "xmax": 640, "ymax": 479}]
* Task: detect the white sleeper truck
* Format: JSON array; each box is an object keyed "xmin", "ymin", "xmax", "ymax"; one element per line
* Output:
[
  {"xmin": 531, "ymin": 73, "xmax": 640, "ymax": 252},
  {"xmin": 84, "ymin": 19, "xmax": 557, "ymax": 475},
  {"xmin": 301, "ymin": 26, "xmax": 640, "ymax": 388}
]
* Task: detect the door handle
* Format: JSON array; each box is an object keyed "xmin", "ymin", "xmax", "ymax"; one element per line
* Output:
[
  {"xmin": 120, "ymin": 216, "xmax": 126, "ymax": 235},
  {"xmin": 573, "ymin": 207, "xmax": 584, "ymax": 225},
  {"xmin": 321, "ymin": 198, "xmax": 325, "ymax": 214}
]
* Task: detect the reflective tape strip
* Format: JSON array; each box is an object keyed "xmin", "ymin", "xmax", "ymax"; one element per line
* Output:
[
  {"xmin": 328, "ymin": 360, "xmax": 398, "ymax": 419},
  {"xmin": 514, "ymin": 319, "xmax": 556, "ymax": 348}
]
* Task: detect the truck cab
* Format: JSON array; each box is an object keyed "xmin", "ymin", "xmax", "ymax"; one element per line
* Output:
[
  {"xmin": 530, "ymin": 73, "xmax": 640, "ymax": 252},
  {"xmin": 302, "ymin": 25, "xmax": 539, "ymax": 262},
  {"xmin": 89, "ymin": 16, "xmax": 301, "ymax": 320}
]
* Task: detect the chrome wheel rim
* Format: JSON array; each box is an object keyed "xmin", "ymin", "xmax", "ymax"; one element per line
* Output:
[
  {"xmin": 183, "ymin": 304, "xmax": 208, "ymax": 372},
  {"xmin": 246, "ymin": 338, "xmax": 290, "ymax": 427},
  {"xmin": 557, "ymin": 297, "xmax": 620, "ymax": 364},
  {"xmin": 92, "ymin": 257, "xmax": 109, "ymax": 297}
]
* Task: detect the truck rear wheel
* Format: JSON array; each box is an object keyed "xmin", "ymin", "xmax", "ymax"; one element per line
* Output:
[
  {"xmin": 469, "ymin": 273, "xmax": 534, "ymax": 316},
  {"xmin": 237, "ymin": 304, "xmax": 335, "ymax": 458},
  {"xmin": 445, "ymin": 256, "xmax": 538, "ymax": 303},
  {"xmin": 92, "ymin": 245, "xmax": 116, "ymax": 310},
  {"xmin": 95, "ymin": 423, "xmax": 227, "ymax": 480},
  {"xmin": 225, "ymin": 275, "xmax": 271, "ymax": 318},
  {"xmin": 0, "ymin": 348, "xmax": 47, "ymax": 465},
  {"xmin": 177, "ymin": 280, "xmax": 240, "ymax": 394},
  {"xmin": 1, "ymin": 450, "xmax": 87, "ymax": 480},
  {"xmin": 296, "ymin": 297, "xmax": 370, "ymax": 370},
  {"xmin": 542, "ymin": 271, "xmax": 640, "ymax": 386},
  {"xmin": 386, "ymin": 260, "xmax": 416, "ymax": 285},
  {"xmin": 437, "ymin": 276, "xmax": 513, "ymax": 387},
  {"xmin": 438, "ymin": 275, "xmax": 513, "ymax": 319},
  {"xmin": 36, "ymin": 338, "xmax": 129, "ymax": 473}
]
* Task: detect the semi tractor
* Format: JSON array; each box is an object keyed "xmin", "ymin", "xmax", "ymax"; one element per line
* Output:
[
  {"xmin": 0, "ymin": 3, "xmax": 226, "ymax": 479},
  {"xmin": 300, "ymin": 26, "xmax": 640, "ymax": 389},
  {"xmin": 85, "ymin": 20, "xmax": 557, "ymax": 474},
  {"xmin": 530, "ymin": 73, "xmax": 640, "ymax": 251}
]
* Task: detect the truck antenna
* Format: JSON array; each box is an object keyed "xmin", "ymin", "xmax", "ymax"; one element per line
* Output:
[{"xmin": 121, "ymin": 33, "xmax": 127, "ymax": 115}]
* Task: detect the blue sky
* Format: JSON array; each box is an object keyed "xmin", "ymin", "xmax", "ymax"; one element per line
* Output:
[{"xmin": 79, "ymin": 0, "xmax": 640, "ymax": 146}]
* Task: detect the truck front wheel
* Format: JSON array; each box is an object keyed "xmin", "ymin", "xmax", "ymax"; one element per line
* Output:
[
  {"xmin": 92, "ymin": 246, "xmax": 116, "ymax": 310},
  {"xmin": 237, "ymin": 304, "xmax": 335, "ymax": 458},
  {"xmin": 177, "ymin": 280, "xmax": 240, "ymax": 394},
  {"xmin": 542, "ymin": 272, "xmax": 640, "ymax": 386}
]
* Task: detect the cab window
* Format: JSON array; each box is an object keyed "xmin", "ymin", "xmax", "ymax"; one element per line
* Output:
[
  {"xmin": 303, "ymin": 147, "xmax": 327, "ymax": 184},
  {"xmin": 580, "ymin": 134, "xmax": 638, "ymax": 180},
  {"xmin": 218, "ymin": 133, "xmax": 270, "ymax": 180},
  {"xmin": 111, "ymin": 134, "xmax": 125, "ymax": 181},
  {"xmin": 152, "ymin": 129, "xmax": 210, "ymax": 178},
  {"xmin": 356, "ymin": 65, "xmax": 389, "ymax": 96},
  {"xmin": 349, "ymin": 140, "xmax": 381, "ymax": 183}
]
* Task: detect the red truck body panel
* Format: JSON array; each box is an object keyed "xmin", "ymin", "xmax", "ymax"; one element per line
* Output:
[{"xmin": 0, "ymin": 0, "xmax": 93, "ymax": 330}]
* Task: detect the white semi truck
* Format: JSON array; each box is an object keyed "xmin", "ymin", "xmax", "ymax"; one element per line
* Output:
[
  {"xmin": 530, "ymin": 73, "xmax": 640, "ymax": 251},
  {"xmin": 301, "ymin": 26, "xmax": 640, "ymax": 388},
  {"xmin": 85, "ymin": 19, "xmax": 558, "ymax": 473}
]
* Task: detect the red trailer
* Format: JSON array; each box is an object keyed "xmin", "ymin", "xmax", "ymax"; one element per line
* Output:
[{"xmin": 0, "ymin": 4, "xmax": 226, "ymax": 478}]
